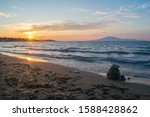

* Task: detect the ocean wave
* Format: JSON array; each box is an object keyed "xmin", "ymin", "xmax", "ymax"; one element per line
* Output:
[
  {"xmin": 133, "ymin": 51, "xmax": 150, "ymax": 55},
  {"xmin": 1, "ymin": 41, "xmax": 150, "ymax": 79},
  {"xmin": 27, "ymin": 47, "xmax": 150, "ymax": 55},
  {"xmin": 2, "ymin": 45, "xmax": 38, "ymax": 48},
  {"xmin": 2, "ymin": 46, "xmax": 14, "ymax": 48},
  {"xmin": 101, "ymin": 57, "xmax": 150, "ymax": 66},
  {"xmin": 22, "ymin": 53, "xmax": 99, "ymax": 62},
  {"xmin": 27, "ymin": 47, "xmax": 134, "ymax": 55},
  {"xmin": 9, "ymin": 52, "xmax": 150, "ymax": 67},
  {"xmin": 138, "ymin": 46, "xmax": 150, "ymax": 49}
]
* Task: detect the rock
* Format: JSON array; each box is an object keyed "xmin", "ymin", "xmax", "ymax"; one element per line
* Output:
[
  {"xmin": 107, "ymin": 65, "xmax": 126, "ymax": 81},
  {"xmin": 107, "ymin": 64, "xmax": 121, "ymax": 80},
  {"xmin": 120, "ymin": 75, "xmax": 126, "ymax": 81},
  {"xmin": 107, "ymin": 64, "xmax": 126, "ymax": 81}
]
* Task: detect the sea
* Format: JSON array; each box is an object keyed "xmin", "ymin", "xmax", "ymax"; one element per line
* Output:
[{"xmin": 0, "ymin": 41, "xmax": 150, "ymax": 84}]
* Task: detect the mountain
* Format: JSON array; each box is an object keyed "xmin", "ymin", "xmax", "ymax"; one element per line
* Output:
[
  {"xmin": 95, "ymin": 36, "xmax": 137, "ymax": 41},
  {"xmin": 0, "ymin": 37, "xmax": 55, "ymax": 42}
]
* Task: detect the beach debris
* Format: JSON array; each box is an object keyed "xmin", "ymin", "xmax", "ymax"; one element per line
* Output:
[{"xmin": 107, "ymin": 64, "xmax": 126, "ymax": 81}]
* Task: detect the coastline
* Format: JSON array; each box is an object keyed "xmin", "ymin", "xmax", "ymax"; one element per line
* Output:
[
  {"xmin": 2, "ymin": 52, "xmax": 150, "ymax": 86},
  {"xmin": 0, "ymin": 53, "xmax": 150, "ymax": 100}
]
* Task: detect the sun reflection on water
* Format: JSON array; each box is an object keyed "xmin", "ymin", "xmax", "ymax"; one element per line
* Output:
[{"xmin": 1, "ymin": 52, "xmax": 47, "ymax": 62}]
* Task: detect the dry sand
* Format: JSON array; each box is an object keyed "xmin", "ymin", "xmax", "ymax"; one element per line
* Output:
[{"xmin": 0, "ymin": 53, "xmax": 150, "ymax": 100}]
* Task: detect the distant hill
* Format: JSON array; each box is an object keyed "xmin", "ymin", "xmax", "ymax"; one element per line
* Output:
[
  {"xmin": 0, "ymin": 37, "xmax": 55, "ymax": 42},
  {"xmin": 94, "ymin": 36, "xmax": 138, "ymax": 41}
]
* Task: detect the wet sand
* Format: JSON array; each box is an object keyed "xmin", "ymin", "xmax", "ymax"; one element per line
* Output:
[{"xmin": 0, "ymin": 53, "xmax": 150, "ymax": 100}]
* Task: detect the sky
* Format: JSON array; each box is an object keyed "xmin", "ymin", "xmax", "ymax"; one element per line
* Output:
[{"xmin": 0, "ymin": 0, "xmax": 150, "ymax": 41}]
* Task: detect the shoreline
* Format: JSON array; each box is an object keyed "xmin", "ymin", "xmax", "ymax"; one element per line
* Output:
[
  {"xmin": 0, "ymin": 53, "xmax": 150, "ymax": 100},
  {"xmin": 1, "ymin": 52, "xmax": 150, "ymax": 86}
]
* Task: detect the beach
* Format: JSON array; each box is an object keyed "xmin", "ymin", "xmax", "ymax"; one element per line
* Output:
[{"xmin": 0, "ymin": 53, "xmax": 150, "ymax": 100}]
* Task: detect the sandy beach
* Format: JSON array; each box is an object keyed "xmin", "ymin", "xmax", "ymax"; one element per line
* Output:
[{"xmin": 0, "ymin": 53, "xmax": 150, "ymax": 100}]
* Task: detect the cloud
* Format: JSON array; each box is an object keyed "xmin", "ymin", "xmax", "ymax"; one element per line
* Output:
[
  {"xmin": 91, "ymin": 9, "xmax": 140, "ymax": 20},
  {"xmin": 118, "ymin": 6, "xmax": 141, "ymax": 19},
  {"xmin": 0, "ymin": 12, "xmax": 16, "ymax": 18},
  {"xmin": 138, "ymin": 2, "xmax": 150, "ymax": 9},
  {"xmin": 123, "ymin": 13, "xmax": 140, "ymax": 19},
  {"xmin": 119, "ymin": 7, "xmax": 130, "ymax": 11},
  {"xmin": 75, "ymin": 4, "xmax": 141, "ymax": 22},
  {"xmin": 16, "ymin": 20, "xmax": 116, "ymax": 33},
  {"xmin": 73, "ymin": 8, "xmax": 91, "ymax": 12},
  {"xmin": 92, "ymin": 11, "xmax": 108, "ymax": 16}
]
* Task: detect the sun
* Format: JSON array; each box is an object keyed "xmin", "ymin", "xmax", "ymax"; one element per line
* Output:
[
  {"xmin": 28, "ymin": 35, "xmax": 33, "ymax": 40},
  {"xmin": 26, "ymin": 57, "xmax": 32, "ymax": 61}
]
